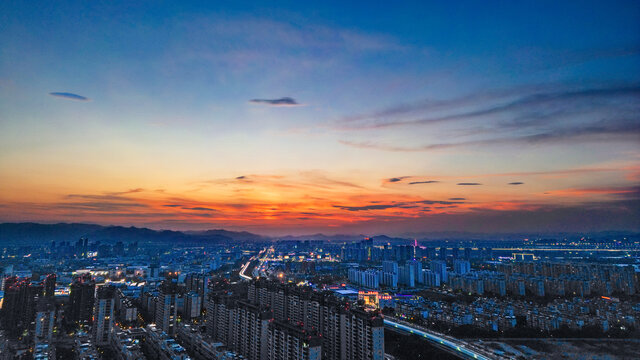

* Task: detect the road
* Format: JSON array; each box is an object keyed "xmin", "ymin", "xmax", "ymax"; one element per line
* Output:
[
  {"xmin": 384, "ymin": 318, "xmax": 508, "ymax": 360},
  {"xmin": 239, "ymin": 247, "xmax": 270, "ymax": 280}
]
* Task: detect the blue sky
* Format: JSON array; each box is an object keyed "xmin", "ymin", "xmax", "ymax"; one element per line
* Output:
[{"xmin": 0, "ymin": 1, "xmax": 638, "ymax": 234}]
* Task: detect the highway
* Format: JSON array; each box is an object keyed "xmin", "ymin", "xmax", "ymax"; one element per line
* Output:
[
  {"xmin": 384, "ymin": 318, "xmax": 503, "ymax": 360},
  {"xmin": 239, "ymin": 259, "xmax": 253, "ymax": 280},
  {"xmin": 239, "ymin": 247, "xmax": 270, "ymax": 280}
]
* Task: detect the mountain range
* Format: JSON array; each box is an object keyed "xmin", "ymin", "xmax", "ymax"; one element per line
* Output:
[{"xmin": 0, "ymin": 222, "xmax": 637, "ymax": 245}]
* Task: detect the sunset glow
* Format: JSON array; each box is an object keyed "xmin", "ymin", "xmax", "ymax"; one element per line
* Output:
[{"xmin": 1, "ymin": 1, "xmax": 638, "ymax": 235}]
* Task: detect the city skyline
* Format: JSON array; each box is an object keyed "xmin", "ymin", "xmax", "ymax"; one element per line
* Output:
[{"xmin": 1, "ymin": 1, "xmax": 639, "ymax": 235}]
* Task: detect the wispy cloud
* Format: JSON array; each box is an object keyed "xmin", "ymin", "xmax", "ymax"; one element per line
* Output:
[
  {"xmin": 508, "ymin": 182, "xmax": 525, "ymax": 185},
  {"xmin": 340, "ymin": 120, "xmax": 640, "ymax": 152},
  {"xmin": 338, "ymin": 83, "xmax": 640, "ymax": 152},
  {"xmin": 543, "ymin": 185, "xmax": 640, "ymax": 199},
  {"xmin": 332, "ymin": 198, "xmax": 465, "ymax": 212},
  {"xmin": 457, "ymin": 182, "xmax": 482, "ymax": 186},
  {"xmin": 409, "ymin": 180, "xmax": 440, "ymax": 185},
  {"xmin": 249, "ymin": 97, "xmax": 302, "ymax": 107},
  {"xmin": 342, "ymin": 85, "xmax": 640, "ymax": 130},
  {"xmin": 184, "ymin": 206, "xmax": 216, "ymax": 211},
  {"xmin": 49, "ymin": 92, "xmax": 90, "ymax": 101}
]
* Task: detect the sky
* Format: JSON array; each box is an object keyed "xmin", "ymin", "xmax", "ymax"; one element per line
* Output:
[{"xmin": 0, "ymin": 1, "xmax": 639, "ymax": 235}]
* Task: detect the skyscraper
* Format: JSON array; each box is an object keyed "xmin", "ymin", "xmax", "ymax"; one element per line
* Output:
[
  {"xmin": 183, "ymin": 291, "xmax": 202, "ymax": 320},
  {"xmin": 44, "ymin": 273, "xmax": 56, "ymax": 298},
  {"xmin": 346, "ymin": 308, "xmax": 385, "ymax": 360},
  {"xmin": 0, "ymin": 277, "xmax": 43, "ymax": 338},
  {"xmin": 68, "ymin": 274, "xmax": 95, "ymax": 327},
  {"xmin": 430, "ymin": 260, "xmax": 448, "ymax": 283},
  {"xmin": 34, "ymin": 298, "xmax": 56, "ymax": 344},
  {"xmin": 155, "ymin": 280, "xmax": 179, "ymax": 335},
  {"xmin": 92, "ymin": 286, "xmax": 115, "ymax": 345},
  {"xmin": 454, "ymin": 259, "xmax": 471, "ymax": 275}
]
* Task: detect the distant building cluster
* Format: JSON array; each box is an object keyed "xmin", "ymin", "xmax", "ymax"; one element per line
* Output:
[{"xmin": 0, "ymin": 231, "xmax": 638, "ymax": 359}]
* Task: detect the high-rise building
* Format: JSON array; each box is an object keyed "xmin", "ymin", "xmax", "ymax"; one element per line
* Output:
[
  {"xmin": 421, "ymin": 270, "xmax": 441, "ymax": 287},
  {"xmin": 213, "ymin": 280, "xmax": 385, "ymax": 360},
  {"xmin": 185, "ymin": 273, "xmax": 209, "ymax": 311},
  {"xmin": 430, "ymin": 260, "xmax": 448, "ymax": 283},
  {"xmin": 382, "ymin": 261, "xmax": 398, "ymax": 274},
  {"xmin": 155, "ymin": 281, "xmax": 179, "ymax": 335},
  {"xmin": 113, "ymin": 241, "xmax": 125, "ymax": 257},
  {"xmin": 438, "ymin": 247, "xmax": 447, "ymax": 260},
  {"xmin": 398, "ymin": 264, "xmax": 415, "ymax": 287},
  {"xmin": 346, "ymin": 308, "xmax": 385, "ymax": 360},
  {"xmin": 233, "ymin": 301, "xmax": 272, "ymax": 360},
  {"xmin": 93, "ymin": 286, "xmax": 115, "ymax": 345},
  {"xmin": 75, "ymin": 238, "xmax": 89, "ymax": 258},
  {"xmin": 34, "ymin": 298, "xmax": 56, "ymax": 344},
  {"xmin": 148, "ymin": 264, "xmax": 160, "ymax": 279},
  {"xmin": 464, "ymin": 247, "xmax": 472, "ymax": 260},
  {"xmin": 407, "ymin": 259, "xmax": 423, "ymax": 284},
  {"xmin": 454, "ymin": 260, "xmax": 471, "ymax": 275},
  {"xmin": 68, "ymin": 274, "xmax": 95, "ymax": 327},
  {"xmin": 183, "ymin": 291, "xmax": 202, "ymax": 320},
  {"xmin": 44, "ymin": 274, "xmax": 56, "ymax": 297},
  {"xmin": 267, "ymin": 320, "xmax": 322, "ymax": 360},
  {"xmin": 0, "ymin": 277, "xmax": 43, "ymax": 338}
]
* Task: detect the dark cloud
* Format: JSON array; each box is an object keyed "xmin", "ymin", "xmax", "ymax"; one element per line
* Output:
[
  {"xmin": 236, "ymin": 176, "xmax": 246, "ymax": 180},
  {"xmin": 249, "ymin": 97, "xmax": 300, "ymax": 106},
  {"xmin": 457, "ymin": 182, "xmax": 482, "ymax": 186},
  {"xmin": 184, "ymin": 207, "xmax": 216, "ymax": 211},
  {"xmin": 387, "ymin": 176, "xmax": 410, "ymax": 183},
  {"xmin": 163, "ymin": 204, "xmax": 182, "ymax": 208},
  {"xmin": 49, "ymin": 92, "xmax": 90, "ymax": 101},
  {"xmin": 333, "ymin": 199, "xmax": 463, "ymax": 211},
  {"xmin": 508, "ymin": 182, "xmax": 525, "ymax": 185},
  {"xmin": 418, "ymin": 200, "xmax": 462, "ymax": 205},
  {"xmin": 449, "ymin": 198, "xmax": 466, "ymax": 200},
  {"xmin": 333, "ymin": 204, "xmax": 402, "ymax": 211},
  {"xmin": 409, "ymin": 180, "xmax": 439, "ymax": 185}
]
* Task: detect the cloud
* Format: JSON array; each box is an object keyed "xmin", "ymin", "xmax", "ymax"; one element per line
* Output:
[
  {"xmin": 409, "ymin": 180, "xmax": 439, "ymax": 185},
  {"xmin": 343, "ymin": 84, "xmax": 640, "ymax": 130},
  {"xmin": 173, "ymin": 17, "xmax": 406, "ymax": 75},
  {"xmin": 236, "ymin": 176, "xmax": 246, "ymax": 180},
  {"xmin": 508, "ymin": 182, "xmax": 525, "ymax": 185},
  {"xmin": 387, "ymin": 176, "xmax": 410, "ymax": 183},
  {"xmin": 338, "ymin": 83, "xmax": 640, "ymax": 153},
  {"xmin": 544, "ymin": 185, "xmax": 640, "ymax": 199},
  {"xmin": 332, "ymin": 199, "xmax": 464, "ymax": 211},
  {"xmin": 333, "ymin": 204, "xmax": 400, "ymax": 211},
  {"xmin": 49, "ymin": 92, "xmax": 90, "ymax": 101},
  {"xmin": 108, "ymin": 188, "xmax": 144, "ymax": 195},
  {"xmin": 184, "ymin": 207, "xmax": 216, "ymax": 211},
  {"xmin": 449, "ymin": 198, "xmax": 466, "ymax": 201},
  {"xmin": 249, "ymin": 97, "xmax": 301, "ymax": 107},
  {"xmin": 457, "ymin": 182, "xmax": 482, "ymax": 186},
  {"xmin": 163, "ymin": 204, "xmax": 182, "ymax": 208},
  {"xmin": 340, "ymin": 120, "xmax": 640, "ymax": 152}
]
